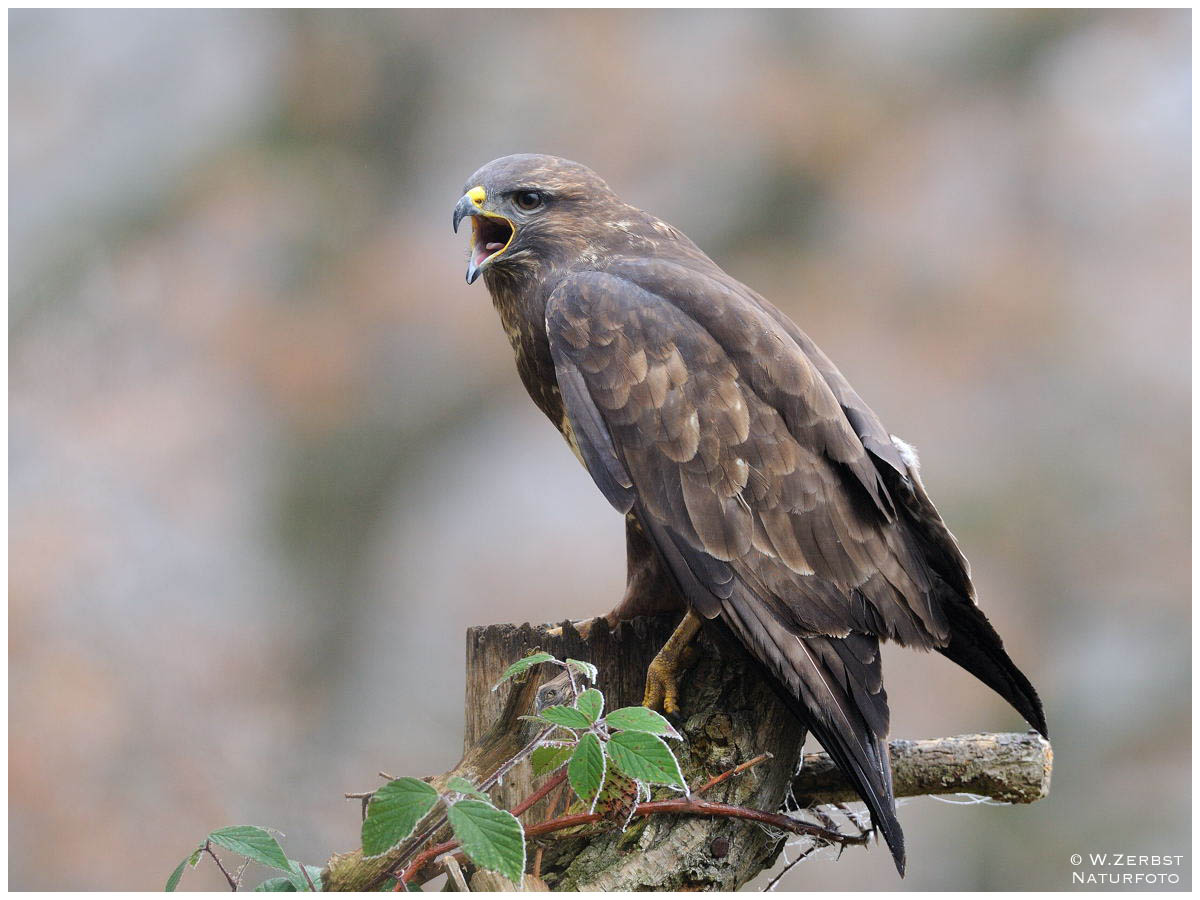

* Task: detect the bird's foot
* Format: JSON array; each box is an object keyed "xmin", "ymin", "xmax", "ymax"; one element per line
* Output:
[
  {"xmin": 642, "ymin": 644, "xmax": 698, "ymax": 716},
  {"xmin": 641, "ymin": 609, "xmax": 704, "ymax": 716}
]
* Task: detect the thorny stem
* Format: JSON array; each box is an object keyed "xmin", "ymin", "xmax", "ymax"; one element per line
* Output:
[
  {"xmin": 694, "ymin": 752, "xmax": 773, "ymax": 795},
  {"xmin": 393, "ymin": 768, "xmax": 566, "ymax": 891},
  {"xmin": 510, "ymin": 769, "xmax": 568, "ymax": 818},
  {"xmin": 203, "ymin": 841, "xmax": 240, "ymax": 891},
  {"xmin": 532, "ymin": 846, "xmax": 545, "ymax": 880},
  {"xmin": 300, "ymin": 863, "xmax": 318, "ymax": 892},
  {"xmin": 763, "ymin": 841, "xmax": 822, "ymax": 891},
  {"xmin": 397, "ymin": 793, "xmax": 867, "ymax": 889},
  {"xmin": 397, "ymin": 747, "xmax": 807, "ymax": 889},
  {"xmin": 379, "ymin": 723, "xmax": 558, "ymax": 890}
]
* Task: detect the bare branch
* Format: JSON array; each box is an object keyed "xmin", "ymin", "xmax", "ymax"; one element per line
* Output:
[{"xmin": 792, "ymin": 732, "xmax": 1053, "ymax": 806}]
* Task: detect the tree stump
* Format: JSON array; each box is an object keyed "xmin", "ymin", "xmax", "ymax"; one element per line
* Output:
[
  {"xmin": 464, "ymin": 615, "xmax": 809, "ymax": 891},
  {"xmin": 321, "ymin": 616, "xmax": 1052, "ymax": 891}
]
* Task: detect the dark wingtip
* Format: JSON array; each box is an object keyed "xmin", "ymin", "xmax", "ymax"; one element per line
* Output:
[
  {"xmin": 935, "ymin": 599, "xmax": 1050, "ymax": 742},
  {"xmin": 875, "ymin": 807, "xmax": 906, "ymax": 876},
  {"xmin": 1030, "ymin": 700, "xmax": 1049, "ymax": 739}
]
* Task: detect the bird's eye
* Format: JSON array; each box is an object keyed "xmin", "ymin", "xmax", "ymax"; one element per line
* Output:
[{"xmin": 513, "ymin": 190, "xmax": 544, "ymax": 212}]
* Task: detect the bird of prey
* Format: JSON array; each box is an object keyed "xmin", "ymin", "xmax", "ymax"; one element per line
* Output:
[{"xmin": 453, "ymin": 154, "xmax": 1047, "ymax": 874}]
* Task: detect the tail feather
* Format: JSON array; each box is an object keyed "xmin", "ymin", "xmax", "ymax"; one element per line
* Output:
[
  {"xmin": 718, "ymin": 595, "xmax": 906, "ymax": 874},
  {"xmin": 882, "ymin": 450, "xmax": 1048, "ymax": 739},
  {"xmin": 936, "ymin": 594, "xmax": 1048, "ymax": 737}
]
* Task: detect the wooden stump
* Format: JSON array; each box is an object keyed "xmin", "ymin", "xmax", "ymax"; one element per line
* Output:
[
  {"xmin": 320, "ymin": 616, "xmax": 1052, "ymax": 892},
  {"xmin": 464, "ymin": 616, "xmax": 809, "ymax": 891}
]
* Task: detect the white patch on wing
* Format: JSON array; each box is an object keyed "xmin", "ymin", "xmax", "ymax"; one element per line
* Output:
[{"xmin": 890, "ymin": 434, "xmax": 920, "ymax": 472}]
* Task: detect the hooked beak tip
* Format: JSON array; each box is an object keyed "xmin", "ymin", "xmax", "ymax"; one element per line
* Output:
[{"xmin": 452, "ymin": 194, "xmax": 476, "ymax": 235}]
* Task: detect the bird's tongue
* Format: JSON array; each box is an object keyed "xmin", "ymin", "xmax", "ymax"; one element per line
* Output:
[{"xmin": 473, "ymin": 241, "xmax": 505, "ymax": 265}]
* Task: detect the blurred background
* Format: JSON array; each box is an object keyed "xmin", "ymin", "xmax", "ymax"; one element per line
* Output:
[{"xmin": 9, "ymin": 9, "xmax": 1190, "ymax": 891}]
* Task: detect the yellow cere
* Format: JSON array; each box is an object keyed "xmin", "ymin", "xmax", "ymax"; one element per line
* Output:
[{"xmin": 467, "ymin": 186, "xmax": 486, "ymax": 207}]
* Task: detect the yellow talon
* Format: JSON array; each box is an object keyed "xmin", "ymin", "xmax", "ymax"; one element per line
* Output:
[
  {"xmin": 643, "ymin": 656, "xmax": 682, "ymax": 715},
  {"xmin": 641, "ymin": 609, "xmax": 703, "ymax": 716}
]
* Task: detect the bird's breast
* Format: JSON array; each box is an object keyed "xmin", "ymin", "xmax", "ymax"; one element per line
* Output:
[{"xmin": 489, "ymin": 281, "xmax": 569, "ymax": 441}]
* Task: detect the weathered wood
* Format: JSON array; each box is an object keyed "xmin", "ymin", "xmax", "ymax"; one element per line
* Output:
[
  {"xmin": 320, "ymin": 616, "xmax": 1053, "ymax": 892},
  {"xmin": 469, "ymin": 871, "xmax": 550, "ymax": 891},
  {"xmin": 793, "ymin": 731, "xmax": 1052, "ymax": 806},
  {"xmin": 465, "ymin": 615, "xmax": 809, "ymax": 891}
]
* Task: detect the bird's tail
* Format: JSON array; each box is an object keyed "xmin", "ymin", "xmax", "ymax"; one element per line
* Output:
[
  {"xmin": 718, "ymin": 598, "xmax": 906, "ymax": 875},
  {"xmin": 935, "ymin": 591, "xmax": 1048, "ymax": 737},
  {"xmin": 882, "ymin": 455, "xmax": 1048, "ymax": 740}
]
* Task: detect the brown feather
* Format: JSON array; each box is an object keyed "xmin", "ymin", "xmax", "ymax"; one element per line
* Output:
[{"xmin": 462, "ymin": 154, "xmax": 1048, "ymax": 875}]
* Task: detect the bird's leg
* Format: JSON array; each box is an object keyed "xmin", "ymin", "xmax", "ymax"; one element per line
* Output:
[{"xmin": 642, "ymin": 608, "xmax": 703, "ymax": 716}]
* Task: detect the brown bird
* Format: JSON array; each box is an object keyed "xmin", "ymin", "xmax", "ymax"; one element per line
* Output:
[{"xmin": 453, "ymin": 154, "xmax": 1046, "ymax": 874}]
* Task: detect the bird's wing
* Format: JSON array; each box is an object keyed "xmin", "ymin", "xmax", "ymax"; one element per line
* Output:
[
  {"xmin": 746, "ymin": 285, "xmax": 1045, "ymax": 737},
  {"xmin": 546, "ymin": 264, "xmax": 946, "ymax": 644},
  {"xmin": 545, "ymin": 265, "xmax": 933, "ymax": 870}
]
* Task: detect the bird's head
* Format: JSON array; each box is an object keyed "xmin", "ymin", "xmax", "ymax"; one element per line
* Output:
[{"xmin": 453, "ymin": 154, "xmax": 618, "ymax": 285}]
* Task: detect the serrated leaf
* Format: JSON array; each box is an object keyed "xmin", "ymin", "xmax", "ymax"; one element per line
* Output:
[
  {"xmin": 531, "ymin": 744, "xmax": 574, "ymax": 776},
  {"xmin": 607, "ymin": 731, "xmax": 686, "ymax": 787},
  {"xmin": 565, "ymin": 658, "xmax": 598, "ymax": 683},
  {"xmin": 575, "ymin": 688, "xmax": 604, "ymax": 723},
  {"xmin": 596, "ymin": 768, "xmax": 640, "ymax": 825},
  {"xmin": 165, "ymin": 847, "xmax": 203, "ymax": 892},
  {"xmin": 493, "ymin": 652, "xmax": 555, "ymax": 688},
  {"xmin": 567, "ymin": 733, "xmax": 606, "ymax": 808},
  {"xmin": 447, "ymin": 800, "xmax": 526, "ymax": 884},
  {"xmin": 254, "ymin": 876, "xmax": 298, "ymax": 891},
  {"xmin": 446, "ymin": 776, "xmax": 489, "ymax": 801},
  {"xmin": 208, "ymin": 826, "xmax": 291, "ymax": 872},
  {"xmin": 604, "ymin": 705, "xmax": 681, "ymax": 739},
  {"xmin": 539, "ymin": 704, "xmax": 593, "ymax": 730},
  {"xmin": 362, "ymin": 777, "xmax": 440, "ymax": 857}
]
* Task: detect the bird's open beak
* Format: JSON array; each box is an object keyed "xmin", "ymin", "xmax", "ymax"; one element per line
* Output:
[{"xmin": 453, "ymin": 186, "xmax": 515, "ymax": 284}]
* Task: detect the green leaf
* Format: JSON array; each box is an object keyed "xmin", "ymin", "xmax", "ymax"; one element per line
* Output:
[
  {"xmin": 362, "ymin": 777, "xmax": 440, "ymax": 858},
  {"xmin": 208, "ymin": 826, "xmax": 291, "ymax": 872},
  {"xmin": 166, "ymin": 847, "xmax": 203, "ymax": 892},
  {"xmin": 565, "ymin": 658, "xmax": 598, "ymax": 683},
  {"xmin": 285, "ymin": 861, "xmax": 323, "ymax": 891},
  {"xmin": 447, "ymin": 800, "xmax": 526, "ymax": 884},
  {"xmin": 539, "ymin": 704, "xmax": 593, "ymax": 730},
  {"xmin": 445, "ymin": 776, "xmax": 489, "ymax": 801},
  {"xmin": 607, "ymin": 731, "xmax": 686, "ymax": 787},
  {"xmin": 165, "ymin": 860, "xmax": 187, "ymax": 893},
  {"xmin": 493, "ymin": 652, "xmax": 555, "ymax": 688},
  {"xmin": 575, "ymin": 688, "xmax": 604, "ymax": 723},
  {"xmin": 595, "ymin": 769, "xmax": 641, "ymax": 824},
  {"xmin": 254, "ymin": 877, "xmax": 298, "ymax": 891},
  {"xmin": 567, "ymin": 733, "xmax": 606, "ymax": 808},
  {"xmin": 531, "ymin": 744, "xmax": 574, "ymax": 776},
  {"xmin": 604, "ymin": 706, "xmax": 681, "ymax": 739}
]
